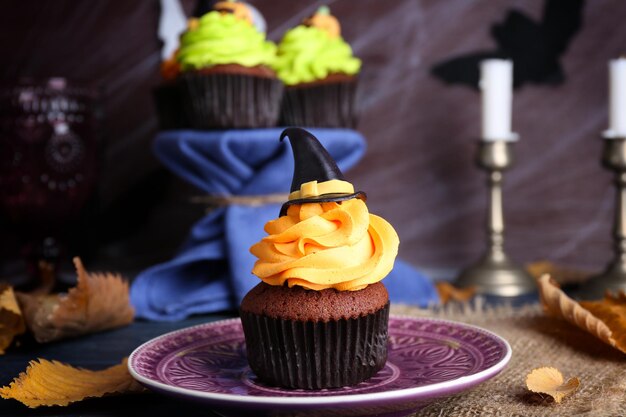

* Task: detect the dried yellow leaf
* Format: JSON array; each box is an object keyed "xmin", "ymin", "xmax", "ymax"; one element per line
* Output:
[
  {"xmin": 17, "ymin": 257, "xmax": 134, "ymax": 343},
  {"xmin": 527, "ymin": 261, "xmax": 591, "ymax": 285},
  {"xmin": 0, "ymin": 285, "xmax": 26, "ymax": 354},
  {"xmin": 33, "ymin": 260, "xmax": 56, "ymax": 295},
  {"xmin": 0, "ymin": 357, "xmax": 144, "ymax": 408},
  {"xmin": 435, "ymin": 282, "xmax": 476, "ymax": 304},
  {"xmin": 526, "ymin": 367, "xmax": 580, "ymax": 403},
  {"xmin": 537, "ymin": 274, "xmax": 625, "ymax": 353},
  {"xmin": 580, "ymin": 292, "xmax": 626, "ymax": 354}
]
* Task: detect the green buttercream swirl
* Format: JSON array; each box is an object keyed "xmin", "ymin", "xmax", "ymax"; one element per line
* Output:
[
  {"xmin": 274, "ymin": 26, "xmax": 361, "ymax": 85},
  {"xmin": 178, "ymin": 12, "xmax": 276, "ymax": 70}
]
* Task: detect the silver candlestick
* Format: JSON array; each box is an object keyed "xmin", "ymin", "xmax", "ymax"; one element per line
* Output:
[
  {"xmin": 580, "ymin": 138, "xmax": 626, "ymax": 299},
  {"xmin": 455, "ymin": 140, "xmax": 536, "ymax": 296}
]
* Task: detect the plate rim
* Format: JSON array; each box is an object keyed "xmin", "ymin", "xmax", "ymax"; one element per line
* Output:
[{"xmin": 128, "ymin": 315, "xmax": 511, "ymax": 406}]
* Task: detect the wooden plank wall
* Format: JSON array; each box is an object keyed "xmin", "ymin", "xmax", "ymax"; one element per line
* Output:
[{"xmin": 1, "ymin": 0, "xmax": 625, "ymax": 278}]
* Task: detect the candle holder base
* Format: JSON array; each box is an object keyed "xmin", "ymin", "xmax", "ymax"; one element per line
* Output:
[
  {"xmin": 579, "ymin": 261, "xmax": 626, "ymax": 299},
  {"xmin": 456, "ymin": 252, "xmax": 536, "ymax": 297},
  {"xmin": 580, "ymin": 138, "xmax": 626, "ymax": 299},
  {"xmin": 455, "ymin": 140, "xmax": 536, "ymax": 297}
]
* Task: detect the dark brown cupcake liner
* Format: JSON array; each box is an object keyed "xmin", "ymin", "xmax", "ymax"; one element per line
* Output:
[
  {"xmin": 279, "ymin": 80, "xmax": 359, "ymax": 128},
  {"xmin": 179, "ymin": 72, "xmax": 284, "ymax": 129},
  {"xmin": 153, "ymin": 82, "xmax": 188, "ymax": 130},
  {"xmin": 240, "ymin": 302, "xmax": 389, "ymax": 390}
]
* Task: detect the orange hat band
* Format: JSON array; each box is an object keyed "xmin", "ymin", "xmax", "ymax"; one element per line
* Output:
[{"xmin": 288, "ymin": 179, "xmax": 355, "ymax": 201}]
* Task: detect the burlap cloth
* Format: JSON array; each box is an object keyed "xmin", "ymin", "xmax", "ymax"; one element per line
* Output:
[{"xmin": 391, "ymin": 301, "xmax": 626, "ymax": 417}]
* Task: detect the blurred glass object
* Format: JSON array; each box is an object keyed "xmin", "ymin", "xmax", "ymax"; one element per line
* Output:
[{"xmin": 0, "ymin": 78, "xmax": 99, "ymax": 285}]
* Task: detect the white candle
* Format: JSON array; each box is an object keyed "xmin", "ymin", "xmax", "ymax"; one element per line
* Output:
[
  {"xmin": 480, "ymin": 59, "xmax": 516, "ymax": 141},
  {"xmin": 158, "ymin": 0, "xmax": 187, "ymax": 60},
  {"xmin": 607, "ymin": 58, "xmax": 626, "ymax": 138}
]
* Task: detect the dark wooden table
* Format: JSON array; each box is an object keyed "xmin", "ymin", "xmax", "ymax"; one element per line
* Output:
[
  {"xmin": 0, "ymin": 292, "xmax": 548, "ymax": 417},
  {"xmin": 0, "ymin": 313, "xmax": 238, "ymax": 417}
]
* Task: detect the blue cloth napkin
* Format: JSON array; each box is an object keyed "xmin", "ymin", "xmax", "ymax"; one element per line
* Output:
[{"xmin": 131, "ymin": 129, "xmax": 439, "ymax": 321}]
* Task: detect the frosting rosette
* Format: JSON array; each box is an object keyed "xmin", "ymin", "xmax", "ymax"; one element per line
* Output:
[
  {"xmin": 250, "ymin": 199, "xmax": 399, "ymax": 291},
  {"xmin": 177, "ymin": 11, "xmax": 277, "ymax": 71},
  {"xmin": 274, "ymin": 25, "xmax": 361, "ymax": 85}
]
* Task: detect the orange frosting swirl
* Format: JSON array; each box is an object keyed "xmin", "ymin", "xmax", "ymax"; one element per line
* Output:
[{"xmin": 250, "ymin": 199, "xmax": 399, "ymax": 291}]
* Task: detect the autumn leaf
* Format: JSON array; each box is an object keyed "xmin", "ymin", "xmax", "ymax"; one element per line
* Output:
[
  {"xmin": 0, "ymin": 285, "xmax": 26, "ymax": 354},
  {"xmin": 33, "ymin": 260, "xmax": 56, "ymax": 295},
  {"xmin": 435, "ymin": 282, "xmax": 476, "ymax": 304},
  {"xmin": 526, "ymin": 367, "xmax": 580, "ymax": 403},
  {"xmin": 527, "ymin": 261, "xmax": 591, "ymax": 285},
  {"xmin": 580, "ymin": 292, "xmax": 626, "ymax": 354},
  {"xmin": 17, "ymin": 257, "xmax": 134, "ymax": 343},
  {"xmin": 0, "ymin": 358, "xmax": 144, "ymax": 407},
  {"xmin": 537, "ymin": 274, "xmax": 626, "ymax": 354}
]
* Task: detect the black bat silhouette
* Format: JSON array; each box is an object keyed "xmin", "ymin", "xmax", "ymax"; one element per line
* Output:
[{"xmin": 431, "ymin": 0, "xmax": 585, "ymax": 89}]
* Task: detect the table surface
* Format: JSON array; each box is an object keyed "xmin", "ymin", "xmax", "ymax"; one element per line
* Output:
[
  {"xmin": 0, "ymin": 313, "xmax": 238, "ymax": 417},
  {"xmin": 0, "ymin": 293, "xmax": 546, "ymax": 417}
]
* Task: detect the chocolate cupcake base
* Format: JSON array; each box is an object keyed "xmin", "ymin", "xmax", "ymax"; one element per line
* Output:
[
  {"xmin": 153, "ymin": 82, "xmax": 188, "ymax": 130},
  {"xmin": 180, "ymin": 70, "xmax": 283, "ymax": 129},
  {"xmin": 279, "ymin": 78, "xmax": 359, "ymax": 128},
  {"xmin": 240, "ymin": 283, "xmax": 390, "ymax": 390}
]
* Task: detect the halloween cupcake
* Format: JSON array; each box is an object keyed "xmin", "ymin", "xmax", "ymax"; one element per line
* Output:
[
  {"xmin": 275, "ymin": 7, "xmax": 361, "ymax": 128},
  {"xmin": 153, "ymin": 49, "xmax": 188, "ymax": 130},
  {"xmin": 240, "ymin": 128, "xmax": 399, "ymax": 389},
  {"xmin": 177, "ymin": 1, "xmax": 283, "ymax": 129}
]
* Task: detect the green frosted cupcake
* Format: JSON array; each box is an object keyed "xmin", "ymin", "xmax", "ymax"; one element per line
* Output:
[
  {"xmin": 177, "ymin": 3, "xmax": 283, "ymax": 129},
  {"xmin": 153, "ymin": 49, "xmax": 188, "ymax": 130},
  {"xmin": 275, "ymin": 6, "xmax": 361, "ymax": 128}
]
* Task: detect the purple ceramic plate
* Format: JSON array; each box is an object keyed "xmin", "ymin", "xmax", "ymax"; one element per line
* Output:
[{"xmin": 129, "ymin": 316, "xmax": 511, "ymax": 417}]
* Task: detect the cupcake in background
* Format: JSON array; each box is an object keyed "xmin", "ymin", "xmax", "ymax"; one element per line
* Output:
[
  {"xmin": 153, "ymin": 48, "xmax": 188, "ymax": 130},
  {"xmin": 275, "ymin": 6, "xmax": 361, "ymax": 128},
  {"xmin": 177, "ymin": 1, "xmax": 283, "ymax": 129}
]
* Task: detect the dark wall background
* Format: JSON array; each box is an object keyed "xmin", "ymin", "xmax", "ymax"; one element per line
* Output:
[{"xmin": 1, "ymin": 0, "xmax": 624, "ymax": 279}]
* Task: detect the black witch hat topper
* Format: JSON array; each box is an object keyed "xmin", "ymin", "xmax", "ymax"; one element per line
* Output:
[{"xmin": 279, "ymin": 128, "xmax": 366, "ymax": 216}]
